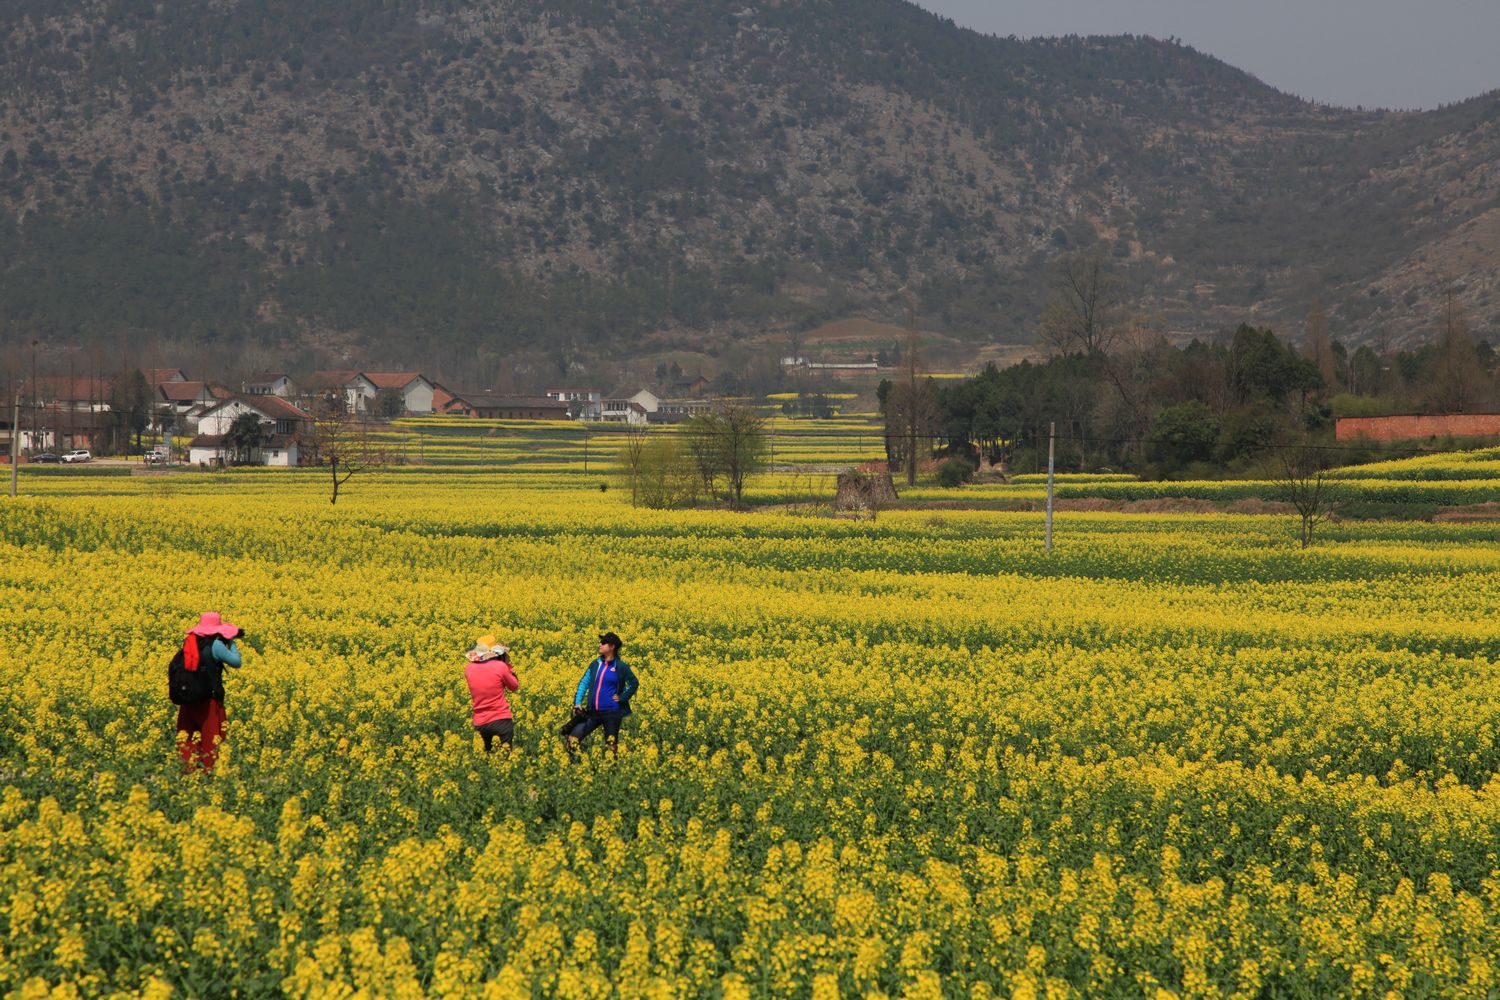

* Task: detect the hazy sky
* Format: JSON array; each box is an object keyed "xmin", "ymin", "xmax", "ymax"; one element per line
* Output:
[{"xmin": 913, "ymin": 0, "xmax": 1500, "ymax": 110}]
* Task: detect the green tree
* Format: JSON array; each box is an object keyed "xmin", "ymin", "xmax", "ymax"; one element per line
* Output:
[
  {"xmin": 372, "ymin": 388, "xmax": 406, "ymax": 419},
  {"xmin": 633, "ymin": 437, "xmax": 698, "ymax": 509},
  {"xmin": 695, "ymin": 404, "xmax": 768, "ymax": 509},
  {"xmin": 223, "ymin": 412, "xmax": 266, "ymax": 465},
  {"xmin": 1147, "ymin": 402, "xmax": 1219, "ymax": 475}
]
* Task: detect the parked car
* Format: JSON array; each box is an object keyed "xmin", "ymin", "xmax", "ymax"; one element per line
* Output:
[
  {"xmin": 30, "ymin": 452, "xmax": 61, "ymax": 464},
  {"xmin": 144, "ymin": 447, "xmax": 169, "ymax": 465},
  {"xmin": 61, "ymin": 449, "xmax": 91, "ymax": 464}
]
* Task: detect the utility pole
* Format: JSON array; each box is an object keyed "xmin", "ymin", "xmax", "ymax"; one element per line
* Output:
[
  {"xmin": 1045, "ymin": 422, "xmax": 1055, "ymax": 553},
  {"xmin": 9, "ymin": 389, "xmax": 19, "ymax": 497},
  {"xmin": 904, "ymin": 300, "xmax": 919, "ymax": 487},
  {"xmin": 29, "ymin": 339, "xmax": 38, "ymax": 456}
]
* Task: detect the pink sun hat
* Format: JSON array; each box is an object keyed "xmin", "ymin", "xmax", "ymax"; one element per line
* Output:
[{"xmin": 187, "ymin": 611, "xmax": 243, "ymax": 640}]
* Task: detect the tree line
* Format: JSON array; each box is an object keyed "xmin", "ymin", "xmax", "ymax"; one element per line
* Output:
[{"xmin": 884, "ymin": 255, "xmax": 1499, "ymax": 480}]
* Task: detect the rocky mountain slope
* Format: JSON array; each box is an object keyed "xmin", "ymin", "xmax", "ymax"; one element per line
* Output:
[{"xmin": 1, "ymin": 0, "xmax": 1496, "ymax": 373}]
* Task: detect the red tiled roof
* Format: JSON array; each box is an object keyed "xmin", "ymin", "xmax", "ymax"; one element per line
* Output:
[
  {"xmin": 202, "ymin": 394, "xmax": 312, "ymax": 421},
  {"xmin": 158, "ymin": 380, "xmax": 213, "ymax": 402},
  {"xmin": 364, "ymin": 371, "xmax": 426, "ymax": 391},
  {"xmin": 304, "ymin": 370, "xmax": 363, "ymax": 390},
  {"xmin": 145, "ymin": 368, "xmax": 188, "ymax": 385},
  {"xmin": 234, "ymin": 394, "xmax": 311, "ymax": 420},
  {"xmin": 23, "ymin": 376, "xmax": 111, "ymax": 402}
]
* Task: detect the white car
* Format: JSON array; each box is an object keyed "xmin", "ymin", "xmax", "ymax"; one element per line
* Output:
[
  {"xmin": 61, "ymin": 449, "xmax": 91, "ymax": 463},
  {"xmin": 144, "ymin": 448, "xmax": 169, "ymax": 465}
]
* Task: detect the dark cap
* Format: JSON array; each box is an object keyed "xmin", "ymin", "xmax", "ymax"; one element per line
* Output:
[{"xmin": 598, "ymin": 631, "xmax": 623, "ymax": 651}]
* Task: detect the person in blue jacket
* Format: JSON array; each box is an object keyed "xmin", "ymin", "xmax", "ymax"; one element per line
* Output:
[{"xmin": 564, "ymin": 631, "xmax": 639, "ymax": 758}]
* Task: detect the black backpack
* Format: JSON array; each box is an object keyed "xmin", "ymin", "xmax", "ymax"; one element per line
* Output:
[{"xmin": 168, "ymin": 636, "xmax": 218, "ymax": 706}]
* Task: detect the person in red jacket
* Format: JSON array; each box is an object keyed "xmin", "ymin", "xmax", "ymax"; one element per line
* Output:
[
  {"xmin": 176, "ymin": 611, "xmax": 244, "ymax": 772},
  {"xmin": 464, "ymin": 635, "xmax": 518, "ymax": 752}
]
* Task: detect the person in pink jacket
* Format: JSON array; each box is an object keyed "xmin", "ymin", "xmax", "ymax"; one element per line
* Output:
[{"xmin": 464, "ymin": 635, "xmax": 518, "ymax": 752}]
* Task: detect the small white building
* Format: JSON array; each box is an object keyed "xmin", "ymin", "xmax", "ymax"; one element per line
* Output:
[
  {"xmin": 545, "ymin": 388, "xmax": 603, "ymax": 421},
  {"xmin": 305, "ymin": 371, "xmax": 377, "ymax": 415},
  {"xmin": 243, "ymin": 372, "xmax": 295, "ymax": 397},
  {"xmin": 600, "ymin": 399, "xmax": 650, "ymax": 425},
  {"xmin": 364, "ymin": 372, "xmax": 435, "ymax": 414},
  {"xmin": 188, "ymin": 395, "xmax": 311, "ymax": 467},
  {"xmin": 305, "ymin": 370, "xmax": 433, "ymax": 414}
]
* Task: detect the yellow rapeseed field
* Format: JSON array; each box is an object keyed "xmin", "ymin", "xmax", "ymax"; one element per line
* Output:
[{"xmin": 4, "ymin": 443, "xmax": 1500, "ymax": 996}]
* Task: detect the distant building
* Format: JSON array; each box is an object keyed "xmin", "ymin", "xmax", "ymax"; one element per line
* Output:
[
  {"xmin": 442, "ymin": 393, "xmax": 570, "ymax": 420},
  {"xmin": 600, "ymin": 399, "xmax": 650, "ymax": 425},
  {"xmin": 23, "ymin": 377, "xmax": 112, "ymax": 412},
  {"xmin": 304, "ymin": 371, "xmax": 377, "ymax": 414},
  {"xmin": 648, "ymin": 398, "xmax": 715, "ymax": 424},
  {"xmin": 668, "ymin": 376, "xmax": 711, "ymax": 399},
  {"xmin": 243, "ymin": 372, "xmax": 295, "ymax": 397},
  {"xmin": 189, "ymin": 395, "xmax": 312, "ymax": 467},
  {"xmin": 601, "ymin": 387, "xmax": 713, "ymax": 424},
  {"xmin": 304, "ymin": 371, "xmax": 434, "ymax": 414},
  {"xmin": 780, "ymin": 356, "xmax": 879, "ymax": 374},
  {"xmin": 145, "ymin": 368, "xmax": 189, "ymax": 387},
  {"xmin": 156, "ymin": 381, "xmax": 223, "ymax": 432},
  {"xmin": 364, "ymin": 372, "xmax": 435, "ymax": 414},
  {"xmin": 431, "ymin": 383, "xmax": 458, "ymax": 413},
  {"xmin": 545, "ymin": 388, "xmax": 603, "ymax": 421}
]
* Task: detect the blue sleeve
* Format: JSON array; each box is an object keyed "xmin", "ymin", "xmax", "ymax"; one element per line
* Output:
[
  {"xmin": 212, "ymin": 638, "xmax": 242, "ymax": 668},
  {"xmin": 574, "ymin": 662, "xmax": 594, "ymax": 706},
  {"xmin": 620, "ymin": 663, "xmax": 639, "ymax": 700}
]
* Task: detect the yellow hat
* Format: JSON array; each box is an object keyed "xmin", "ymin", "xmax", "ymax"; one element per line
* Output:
[{"xmin": 467, "ymin": 635, "xmax": 508, "ymax": 661}]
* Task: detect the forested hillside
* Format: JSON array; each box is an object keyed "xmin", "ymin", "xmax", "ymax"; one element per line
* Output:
[{"xmin": 1, "ymin": 0, "xmax": 1498, "ymax": 374}]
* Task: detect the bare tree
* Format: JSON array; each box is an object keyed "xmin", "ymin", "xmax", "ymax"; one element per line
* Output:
[
  {"xmin": 1302, "ymin": 299, "xmax": 1338, "ymax": 390},
  {"xmin": 618, "ymin": 423, "xmax": 650, "ymax": 506},
  {"xmin": 1427, "ymin": 291, "xmax": 1486, "ymax": 413},
  {"xmin": 1040, "ymin": 253, "xmax": 1120, "ymax": 357},
  {"xmin": 1271, "ymin": 443, "xmax": 1344, "ymax": 549},
  {"xmin": 306, "ymin": 405, "xmax": 395, "ymax": 505},
  {"xmin": 707, "ymin": 403, "xmax": 769, "ymax": 509},
  {"xmin": 684, "ymin": 414, "xmax": 723, "ymax": 499}
]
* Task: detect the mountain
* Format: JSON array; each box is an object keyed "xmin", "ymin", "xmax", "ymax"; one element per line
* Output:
[{"xmin": 1, "ymin": 0, "xmax": 1498, "ymax": 379}]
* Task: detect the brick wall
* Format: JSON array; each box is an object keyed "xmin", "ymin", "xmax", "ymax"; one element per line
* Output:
[{"xmin": 1336, "ymin": 413, "xmax": 1500, "ymax": 442}]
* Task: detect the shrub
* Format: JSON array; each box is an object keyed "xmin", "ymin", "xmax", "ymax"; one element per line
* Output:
[{"xmin": 936, "ymin": 457, "xmax": 975, "ymax": 488}]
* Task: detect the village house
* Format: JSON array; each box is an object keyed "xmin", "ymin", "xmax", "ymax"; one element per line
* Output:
[
  {"xmin": 545, "ymin": 388, "xmax": 603, "ymax": 421},
  {"xmin": 430, "ymin": 383, "xmax": 458, "ymax": 413},
  {"xmin": 145, "ymin": 369, "xmax": 189, "ymax": 387},
  {"xmin": 648, "ymin": 397, "xmax": 716, "ymax": 425},
  {"xmin": 599, "ymin": 388, "xmax": 715, "ymax": 425},
  {"xmin": 21, "ymin": 377, "xmax": 116, "ymax": 451},
  {"xmin": 242, "ymin": 372, "xmax": 295, "ymax": 397},
  {"xmin": 442, "ymin": 393, "xmax": 570, "ymax": 420},
  {"xmin": 668, "ymin": 376, "xmax": 712, "ymax": 399},
  {"xmin": 303, "ymin": 371, "xmax": 434, "ymax": 414},
  {"xmin": 188, "ymin": 395, "xmax": 312, "ymax": 467},
  {"xmin": 303, "ymin": 371, "xmax": 378, "ymax": 414},
  {"xmin": 156, "ymin": 381, "xmax": 229, "ymax": 433},
  {"xmin": 364, "ymin": 372, "xmax": 435, "ymax": 414},
  {"xmin": 780, "ymin": 356, "xmax": 879, "ymax": 374},
  {"xmin": 601, "ymin": 389, "xmax": 660, "ymax": 425},
  {"xmin": 23, "ymin": 376, "xmax": 112, "ymax": 412}
]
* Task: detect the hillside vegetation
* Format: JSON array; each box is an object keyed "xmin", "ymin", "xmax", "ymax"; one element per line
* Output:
[{"xmin": 2, "ymin": 0, "xmax": 1498, "ymax": 371}]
